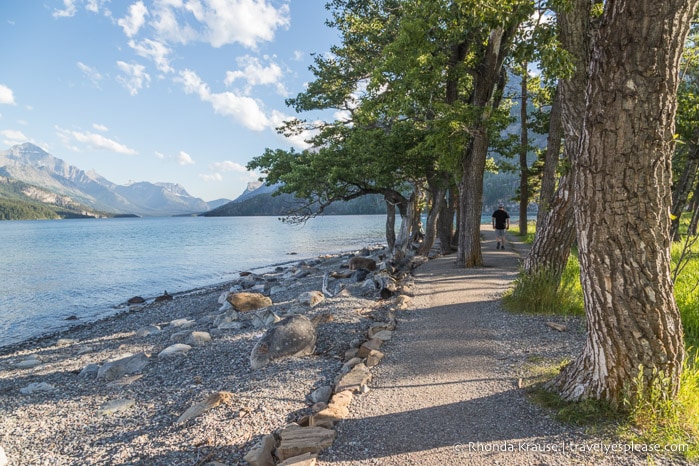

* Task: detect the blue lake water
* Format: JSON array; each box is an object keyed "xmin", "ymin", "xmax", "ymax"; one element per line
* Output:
[{"xmin": 0, "ymin": 215, "xmax": 389, "ymax": 348}]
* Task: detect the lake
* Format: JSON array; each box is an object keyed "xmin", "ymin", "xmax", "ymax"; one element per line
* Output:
[{"xmin": 0, "ymin": 215, "xmax": 389, "ymax": 348}]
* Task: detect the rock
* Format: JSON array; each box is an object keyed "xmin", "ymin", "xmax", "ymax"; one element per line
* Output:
[
  {"xmin": 250, "ymin": 315, "xmax": 316, "ymax": 370},
  {"xmin": 394, "ymin": 294, "xmax": 412, "ymax": 310},
  {"xmin": 334, "ymin": 363, "xmax": 371, "ymax": 393},
  {"xmin": 218, "ymin": 321, "xmax": 244, "ymax": 331},
  {"xmin": 348, "ymin": 256, "xmax": 377, "ymax": 271},
  {"xmin": 243, "ymin": 434, "xmax": 277, "ymax": 466},
  {"xmin": 297, "ymin": 291, "xmax": 325, "ymax": 308},
  {"xmin": 170, "ymin": 331, "xmax": 190, "ymax": 343},
  {"xmin": 19, "ymin": 382, "xmax": 56, "ymax": 394},
  {"xmin": 367, "ymin": 322, "xmax": 391, "ymax": 338},
  {"xmin": 546, "ymin": 321, "xmax": 568, "ymax": 332},
  {"xmin": 309, "ymin": 385, "xmax": 332, "ymax": 404},
  {"xmin": 98, "ymin": 399, "xmax": 135, "ymax": 415},
  {"xmin": 127, "ymin": 296, "xmax": 146, "ymax": 305},
  {"xmin": 154, "ymin": 291, "xmax": 173, "ymax": 302},
  {"xmin": 186, "ymin": 331, "xmax": 212, "ymax": 346},
  {"xmin": 227, "ymin": 292, "xmax": 272, "ymax": 312},
  {"xmin": 79, "ymin": 363, "xmax": 100, "ymax": 378},
  {"xmin": 135, "ymin": 324, "xmax": 161, "ymax": 337},
  {"xmin": 0, "ymin": 445, "xmax": 7, "ymax": 466},
  {"xmin": 176, "ymin": 391, "xmax": 233, "ymax": 424},
  {"xmin": 365, "ymin": 350, "xmax": 385, "ymax": 367},
  {"xmin": 97, "ymin": 353, "xmax": 149, "ymax": 381},
  {"xmin": 169, "ymin": 318, "xmax": 196, "ymax": 328},
  {"xmin": 278, "ymin": 452, "xmax": 318, "ymax": 465},
  {"xmin": 309, "ymin": 391, "xmax": 353, "ymax": 428},
  {"xmin": 344, "ymin": 347, "xmax": 359, "ymax": 361},
  {"xmin": 213, "ymin": 310, "xmax": 239, "ymax": 326},
  {"xmin": 371, "ymin": 330, "xmax": 393, "ymax": 341},
  {"xmin": 275, "ymin": 425, "xmax": 336, "ymax": 462},
  {"xmin": 158, "ymin": 344, "xmax": 192, "ymax": 358},
  {"xmin": 341, "ymin": 357, "xmax": 363, "ymax": 373},
  {"xmin": 250, "ymin": 308, "xmax": 281, "ymax": 329},
  {"xmin": 14, "ymin": 358, "xmax": 42, "ymax": 369},
  {"xmin": 357, "ymin": 338, "xmax": 383, "ymax": 358}
]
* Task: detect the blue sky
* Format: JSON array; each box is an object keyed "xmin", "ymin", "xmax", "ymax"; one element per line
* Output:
[{"xmin": 0, "ymin": 1, "xmax": 339, "ymax": 202}]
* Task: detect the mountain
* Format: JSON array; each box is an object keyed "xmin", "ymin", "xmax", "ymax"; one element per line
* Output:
[
  {"xmin": 206, "ymin": 198, "xmax": 233, "ymax": 210},
  {"xmin": 202, "ymin": 181, "xmax": 387, "ymax": 217},
  {"xmin": 0, "ymin": 143, "xmax": 209, "ymax": 217}
]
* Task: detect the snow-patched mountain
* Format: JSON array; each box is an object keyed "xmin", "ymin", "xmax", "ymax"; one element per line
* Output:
[{"xmin": 0, "ymin": 143, "xmax": 209, "ymax": 216}]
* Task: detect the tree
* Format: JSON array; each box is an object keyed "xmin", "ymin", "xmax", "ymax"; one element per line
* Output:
[
  {"xmin": 521, "ymin": 0, "xmax": 593, "ymax": 293},
  {"xmin": 548, "ymin": 0, "xmax": 699, "ymax": 403}
]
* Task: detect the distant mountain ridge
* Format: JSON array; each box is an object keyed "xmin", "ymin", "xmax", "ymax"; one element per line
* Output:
[{"xmin": 0, "ymin": 143, "xmax": 212, "ymax": 217}]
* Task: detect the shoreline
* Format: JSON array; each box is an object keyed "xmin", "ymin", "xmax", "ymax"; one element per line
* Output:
[
  {"xmin": 0, "ymin": 243, "xmax": 387, "ymax": 352},
  {"xmin": 0, "ymin": 243, "xmax": 402, "ymax": 464}
]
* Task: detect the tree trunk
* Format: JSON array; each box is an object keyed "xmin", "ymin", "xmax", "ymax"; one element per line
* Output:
[
  {"xmin": 393, "ymin": 192, "xmax": 416, "ymax": 261},
  {"xmin": 437, "ymin": 183, "xmax": 455, "ymax": 253},
  {"xmin": 456, "ymin": 26, "xmax": 513, "ymax": 267},
  {"xmin": 535, "ymin": 86, "xmax": 563, "ymax": 231},
  {"xmin": 385, "ymin": 198, "xmax": 396, "ymax": 251},
  {"xmin": 522, "ymin": 0, "xmax": 591, "ymax": 282},
  {"xmin": 549, "ymin": 0, "xmax": 697, "ymax": 403},
  {"xmin": 418, "ymin": 174, "xmax": 448, "ymax": 256},
  {"xmin": 519, "ymin": 65, "xmax": 529, "ymax": 235},
  {"xmin": 670, "ymin": 142, "xmax": 699, "ymax": 240}
]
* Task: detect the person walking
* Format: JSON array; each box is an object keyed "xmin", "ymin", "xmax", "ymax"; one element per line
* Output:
[{"xmin": 492, "ymin": 204, "xmax": 510, "ymax": 249}]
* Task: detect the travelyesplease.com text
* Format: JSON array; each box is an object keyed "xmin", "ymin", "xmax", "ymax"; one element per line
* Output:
[{"xmin": 454, "ymin": 441, "xmax": 688, "ymax": 455}]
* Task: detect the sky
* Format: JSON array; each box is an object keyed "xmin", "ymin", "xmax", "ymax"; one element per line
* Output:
[{"xmin": 0, "ymin": 1, "xmax": 340, "ymax": 202}]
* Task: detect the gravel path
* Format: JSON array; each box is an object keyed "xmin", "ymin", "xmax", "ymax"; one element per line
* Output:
[{"xmin": 319, "ymin": 229, "xmax": 690, "ymax": 466}]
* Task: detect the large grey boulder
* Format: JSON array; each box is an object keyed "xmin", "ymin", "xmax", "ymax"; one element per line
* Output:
[
  {"xmin": 250, "ymin": 315, "xmax": 316, "ymax": 370},
  {"xmin": 97, "ymin": 353, "xmax": 150, "ymax": 381}
]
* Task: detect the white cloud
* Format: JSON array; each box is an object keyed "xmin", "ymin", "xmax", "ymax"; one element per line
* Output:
[
  {"xmin": 1, "ymin": 129, "xmax": 29, "ymax": 146},
  {"xmin": 118, "ymin": 1, "xmax": 149, "ymax": 37},
  {"xmin": 224, "ymin": 55, "xmax": 286, "ymax": 95},
  {"xmin": 0, "ymin": 84, "xmax": 16, "ymax": 105},
  {"xmin": 128, "ymin": 38, "xmax": 173, "ymax": 73},
  {"xmin": 116, "ymin": 61, "xmax": 151, "ymax": 95},
  {"xmin": 54, "ymin": 0, "xmax": 110, "ymax": 18},
  {"xmin": 211, "ymin": 160, "xmax": 247, "ymax": 173},
  {"xmin": 152, "ymin": 0, "xmax": 290, "ymax": 48},
  {"xmin": 199, "ymin": 173, "xmax": 223, "ymax": 182},
  {"xmin": 53, "ymin": 0, "xmax": 79, "ymax": 17},
  {"xmin": 77, "ymin": 62, "xmax": 104, "ymax": 88},
  {"xmin": 177, "ymin": 151, "xmax": 195, "ymax": 165},
  {"xmin": 293, "ymin": 50, "xmax": 304, "ymax": 61},
  {"xmin": 57, "ymin": 127, "xmax": 137, "ymax": 155},
  {"xmin": 177, "ymin": 69, "xmax": 269, "ymax": 131},
  {"xmin": 92, "ymin": 123, "xmax": 109, "ymax": 132},
  {"xmin": 156, "ymin": 150, "xmax": 195, "ymax": 165}
]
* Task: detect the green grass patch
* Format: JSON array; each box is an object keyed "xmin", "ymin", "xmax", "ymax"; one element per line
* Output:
[{"xmin": 503, "ymin": 254, "xmax": 584, "ymax": 317}]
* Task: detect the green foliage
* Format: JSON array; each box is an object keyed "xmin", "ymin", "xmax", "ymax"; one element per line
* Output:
[{"xmin": 0, "ymin": 197, "xmax": 60, "ymax": 220}]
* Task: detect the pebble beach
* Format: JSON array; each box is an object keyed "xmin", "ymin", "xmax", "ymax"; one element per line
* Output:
[{"xmin": 0, "ymin": 245, "xmax": 401, "ymax": 465}]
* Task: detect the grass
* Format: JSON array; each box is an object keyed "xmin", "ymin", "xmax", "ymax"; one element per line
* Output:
[{"xmin": 507, "ymin": 217, "xmax": 699, "ymax": 461}]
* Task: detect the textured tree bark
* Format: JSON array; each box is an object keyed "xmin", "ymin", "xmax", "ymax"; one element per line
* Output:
[
  {"xmin": 535, "ymin": 86, "xmax": 563, "ymax": 232},
  {"xmin": 522, "ymin": 0, "xmax": 592, "ymax": 282},
  {"xmin": 549, "ymin": 0, "xmax": 697, "ymax": 403}
]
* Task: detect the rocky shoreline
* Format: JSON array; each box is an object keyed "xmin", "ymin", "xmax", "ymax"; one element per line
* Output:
[{"xmin": 0, "ymin": 244, "xmax": 415, "ymax": 465}]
